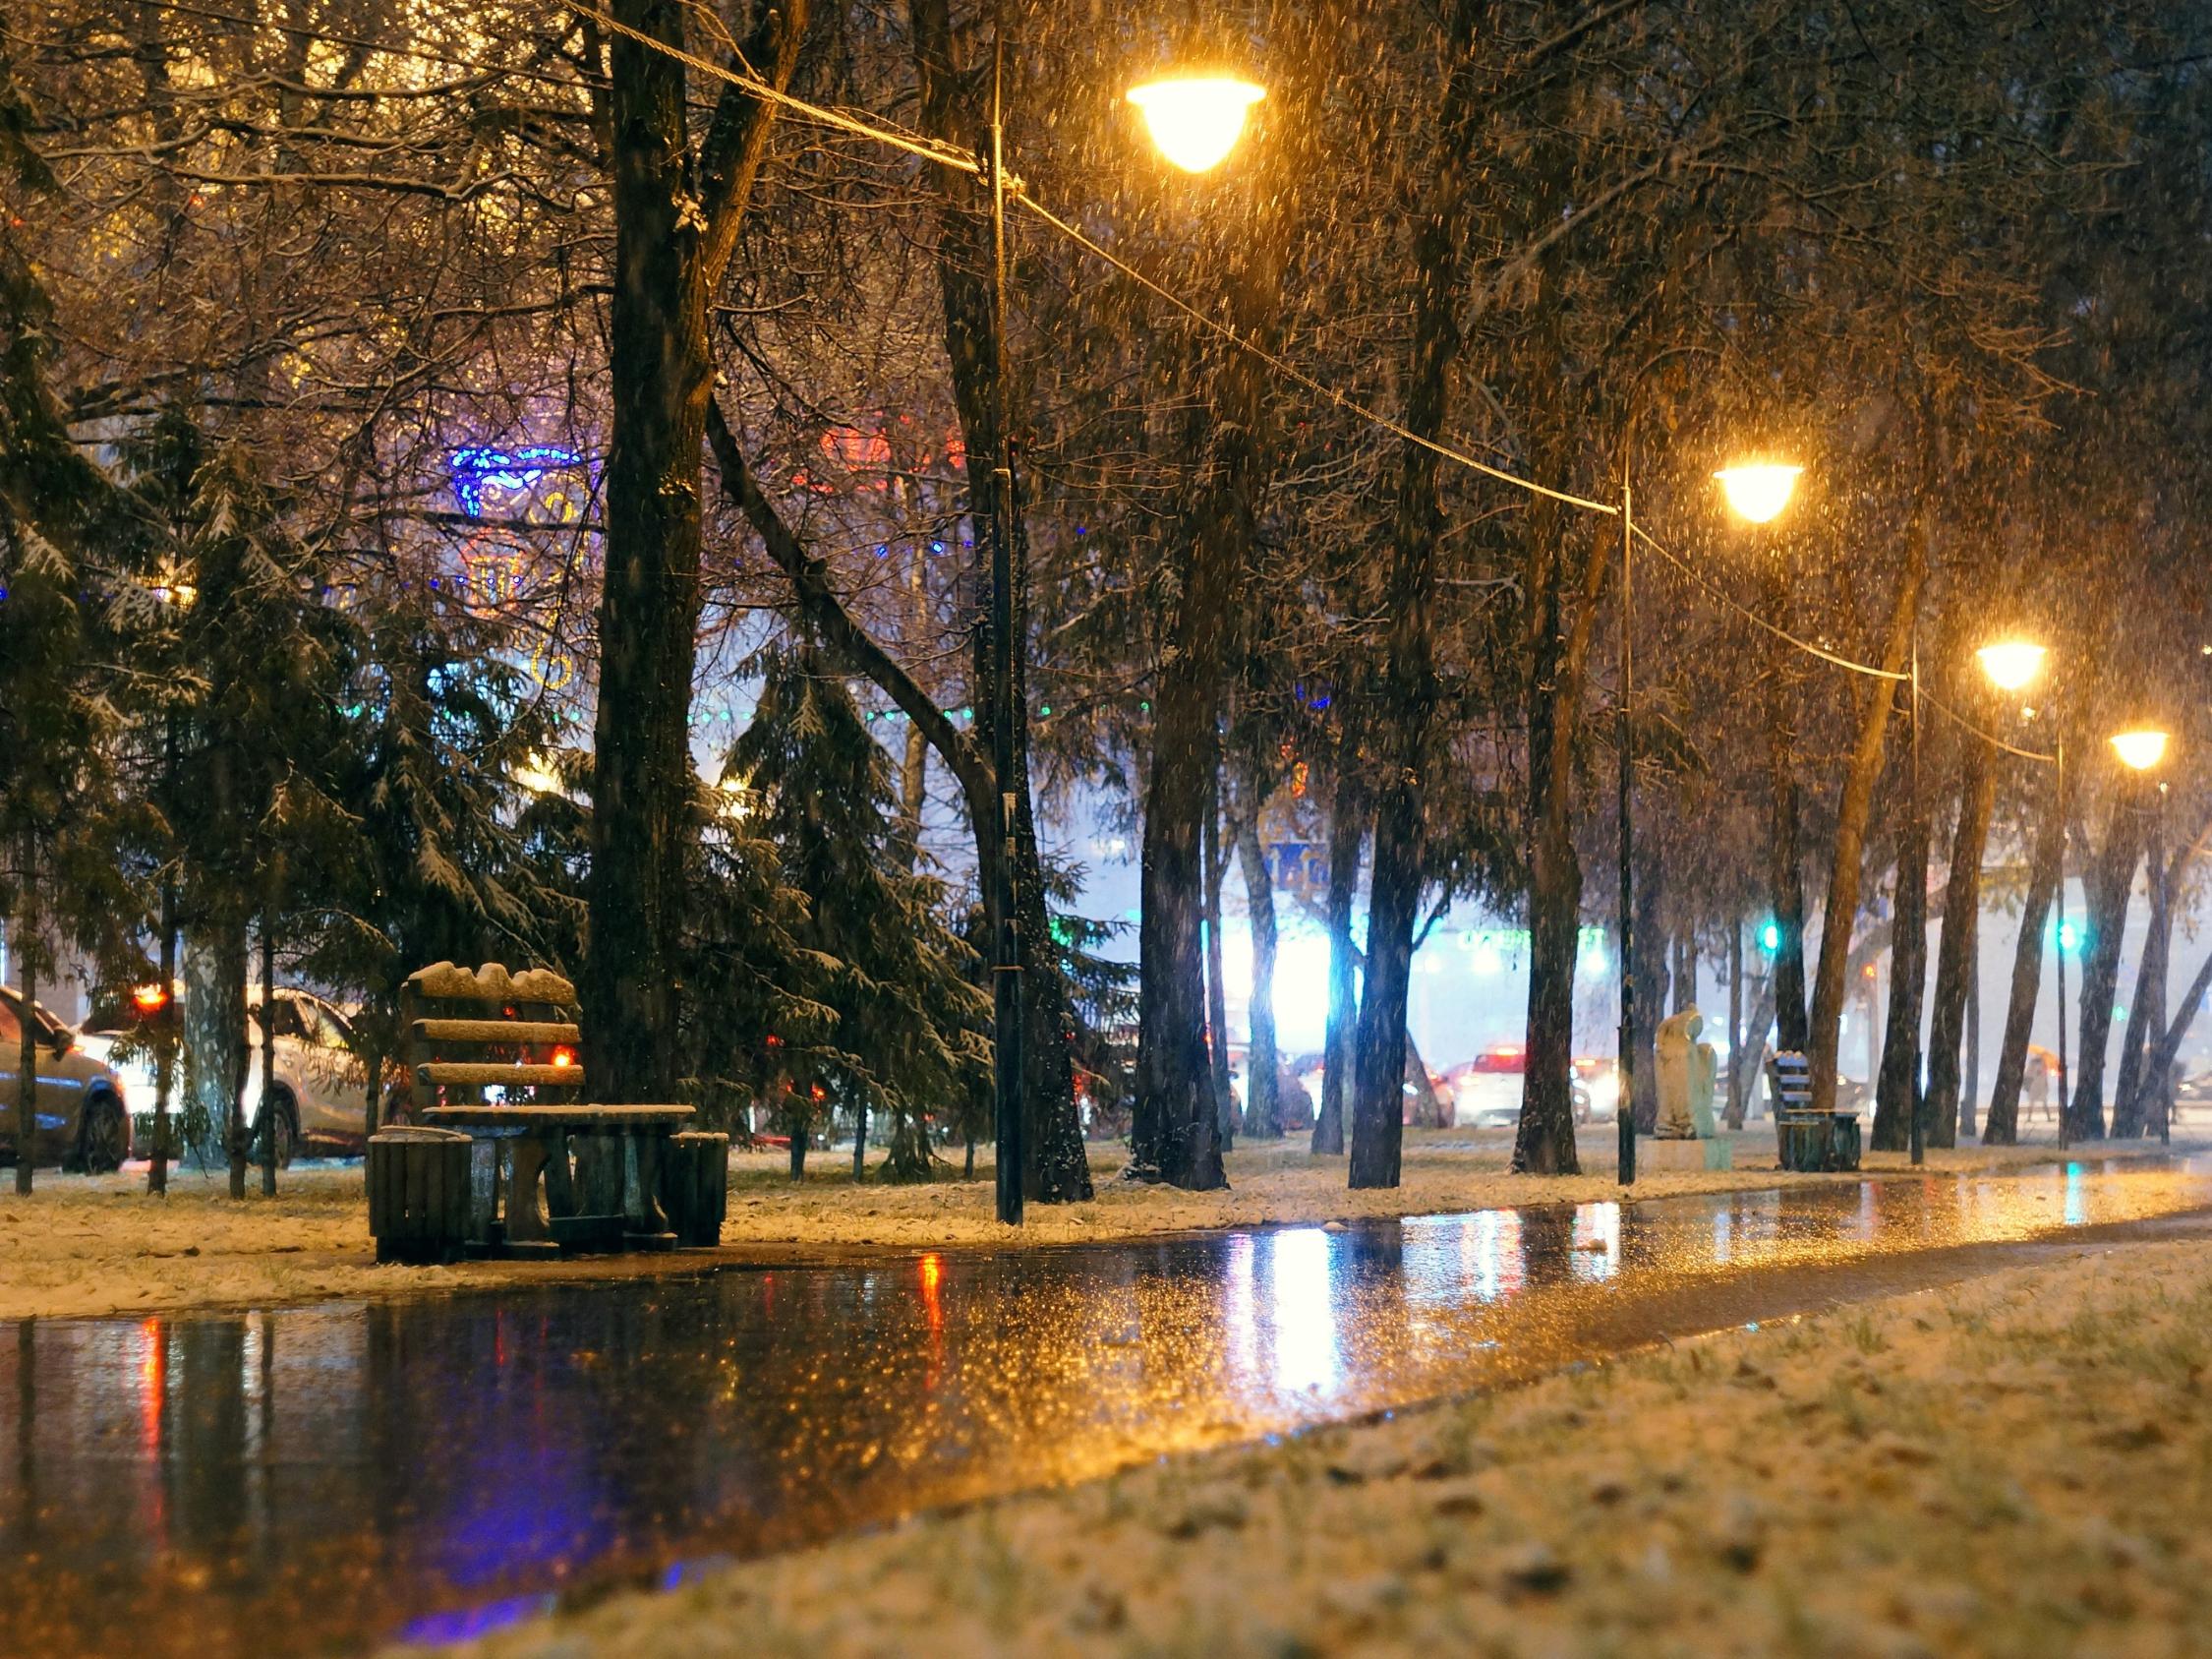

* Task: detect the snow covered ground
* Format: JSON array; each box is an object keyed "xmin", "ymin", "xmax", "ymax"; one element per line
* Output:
[
  {"xmin": 0, "ymin": 1130, "xmax": 2188, "ymax": 1321},
  {"xmin": 441, "ymin": 1232, "xmax": 2212, "ymax": 1658}
]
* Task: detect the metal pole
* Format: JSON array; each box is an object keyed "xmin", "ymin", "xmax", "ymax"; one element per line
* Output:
[
  {"xmin": 1909, "ymin": 627, "xmax": 1924, "ymax": 1168},
  {"xmin": 1616, "ymin": 456, "xmax": 1636, "ymax": 1187},
  {"xmin": 2157, "ymin": 780, "xmax": 2171, "ymax": 1146},
  {"xmin": 988, "ymin": 17, "xmax": 1024, "ymax": 1225},
  {"xmin": 2056, "ymin": 738, "xmax": 2069, "ymax": 1148}
]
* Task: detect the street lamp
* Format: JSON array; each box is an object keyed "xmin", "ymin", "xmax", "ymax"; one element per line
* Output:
[
  {"xmin": 2111, "ymin": 728, "xmax": 2170, "ymax": 772},
  {"xmin": 1127, "ymin": 76, "xmax": 1265, "ymax": 172},
  {"xmin": 2110, "ymin": 725, "xmax": 2172, "ymax": 1141},
  {"xmin": 1975, "ymin": 639, "xmax": 2066, "ymax": 1145},
  {"xmin": 1976, "ymin": 639, "xmax": 2048, "ymax": 693},
  {"xmin": 1706, "ymin": 455, "xmax": 1818, "ymax": 1146},
  {"xmin": 1714, "ymin": 461, "xmax": 1804, "ymax": 525},
  {"xmin": 514, "ymin": 752, "xmax": 562, "ymax": 796}
]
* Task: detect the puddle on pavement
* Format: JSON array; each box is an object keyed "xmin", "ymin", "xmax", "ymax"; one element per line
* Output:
[{"xmin": 3, "ymin": 1156, "xmax": 2209, "ymax": 1655}]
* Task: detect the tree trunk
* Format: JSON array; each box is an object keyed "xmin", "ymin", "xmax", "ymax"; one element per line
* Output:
[
  {"xmin": 1922, "ymin": 745, "xmax": 1995, "ymax": 1149},
  {"xmin": 1984, "ymin": 780, "xmax": 2065, "ymax": 1146},
  {"xmin": 1203, "ymin": 796, "xmax": 1236, "ymax": 1151},
  {"xmin": 1733, "ymin": 975, "xmax": 1777, "ymax": 1125},
  {"xmin": 1807, "ymin": 559, "xmax": 1923, "ymax": 1112},
  {"xmin": 1513, "ymin": 480, "xmax": 1603, "ymax": 1178},
  {"xmin": 2112, "ymin": 814, "xmax": 2185, "ymax": 1137},
  {"xmin": 220, "ymin": 920, "xmax": 249, "ymax": 1199},
  {"xmin": 1963, "ymin": 929, "xmax": 1980, "ymax": 1138},
  {"xmin": 587, "ymin": 0, "xmax": 802, "ymax": 1104},
  {"xmin": 1724, "ymin": 922, "xmax": 1745, "ymax": 1128},
  {"xmin": 1628, "ymin": 855, "xmax": 1665, "ymax": 1133},
  {"xmin": 1872, "ymin": 776, "xmax": 1928, "ymax": 1152},
  {"xmin": 899, "ymin": 534, "xmax": 932, "ymax": 858},
  {"xmin": 1769, "ymin": 709, "xmax": 1810, "ymax": 1053},
  {"xmin": 1314, "ymin": 747, "xmax": 1365, "ymax": 1156},
  {"xmin": 260, "ymin": 910, "xmax": 278, "ymax": 1195},
  {"xmin": 2066, "ymin": 797, "xmax": 2141, "ymax": 1142},
  {"xmin": 2136, "ymin": 947, "xmax": 2212, "ymax": 1119},
  {"xmin": 851, "ymin": 1098, "xmax": 869, "ymax": 1179},
  {"xmin": 1235, "ymin": 807, "xmax": 1283, "ymax": 1140},
  {"xmin": 150, "ymin": 880, "xmax": 177, "ymax": 1195},
  {"xmin": 14, "ymin": 849, "xmax": 34, "ymax": 1197},
  {"xmin": 1352, "ymin": 3, "xmax": 1483, "ymax": 1192}
]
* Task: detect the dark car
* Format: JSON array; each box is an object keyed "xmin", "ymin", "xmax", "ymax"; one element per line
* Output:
[{"xmin": 0, "ymin": 985, "xmax": 132, "ymax": 1172}]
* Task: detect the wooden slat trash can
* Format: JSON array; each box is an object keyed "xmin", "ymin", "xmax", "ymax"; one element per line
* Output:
[
  {"xmin": 1770, "ymin": 1051, "xmax": 1862, "ymax": 1172},
  {"xmin": 660, "ymin": 1131, "xmax": 729, "ymax": 1248},
  {"xmin": 369, "ymin": 1127, "xmax": 475, "ymax": 1263}
]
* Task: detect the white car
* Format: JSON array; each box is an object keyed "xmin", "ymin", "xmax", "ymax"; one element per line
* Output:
[
  {"xmin": 1447, "ymin": 1046, "xmax": 1596, "ymax": 1130},
  {"xmin": 87, "ymin": 987, "xmax": 372, "ymax": 1160}
]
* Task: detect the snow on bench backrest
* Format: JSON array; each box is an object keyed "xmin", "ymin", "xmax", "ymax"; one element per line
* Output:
[{"xmin": 407, "ymin": 961, "xmax": 577, "ymax": 1009}]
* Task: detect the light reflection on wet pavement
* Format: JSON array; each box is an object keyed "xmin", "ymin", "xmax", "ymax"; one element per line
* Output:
[{"xmin": 3, "ymin": 1157, "xmax": 2209, "ymax": 1656}]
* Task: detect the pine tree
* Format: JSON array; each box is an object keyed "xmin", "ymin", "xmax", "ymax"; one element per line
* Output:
[{"xmin": 726, "ymin": 644, "xmax": 989, "ymax": 1182}]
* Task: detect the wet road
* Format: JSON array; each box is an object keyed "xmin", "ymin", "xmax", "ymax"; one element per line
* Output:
[{"xmin": 4, "ymin": 1158, "xmax": 2210, "ymax": 1656}]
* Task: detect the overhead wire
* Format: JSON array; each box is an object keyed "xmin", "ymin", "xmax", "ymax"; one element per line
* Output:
[
  {"xmin": 1628, "ymin": 521, "xmax": 1905, "ymax": 681},
  {"xmin": 574, "ymin": 6, "xmax": 1621, "ymax": 517},
  {"xmin": 1014, "ymin": 194, "xmax": 1619, "ymax": 515},
  {"xmin": 134, "ymin": 0, "xmax": 2070, "ymax": 727},
  {"xmin": 1920, "ymin": 689, "xmax": 2058, "ymax": 764}
]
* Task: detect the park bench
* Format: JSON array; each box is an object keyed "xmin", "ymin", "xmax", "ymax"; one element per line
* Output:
[
  {"xmin": 1768, "ymin": 1049, "xmax": 1861, "ymax": 1172},
  {"xmin": 366, "ymin": 963, "xmax": 726, "ymax": 1260}
]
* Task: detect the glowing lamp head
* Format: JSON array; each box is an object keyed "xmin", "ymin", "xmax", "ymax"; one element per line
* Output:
[
  {"xmin": 514, "ymin": 752, "xmax": 561, "ymax": 796},
  {"xmin": 131, "ymin": 983, "xmax": 171, "ymax": 1015},
  {"xmin": 1976, "ymin": 640, "xmax": 2047, "ymax": 692},
  {"xmin": 1714, "ymin": 462, "xmax": 1804, "ymax": 525},
  {"xmin": 1127, "ymin": 76, "xmax": 1265, "ymax": 173},
  {"xmin": 550, "ymin": 1045, "xmax": 576, "ymax": 1070},
  {"xmin": 2111, "ymin": 729, "xmax": 2170, "ymax": 772}
]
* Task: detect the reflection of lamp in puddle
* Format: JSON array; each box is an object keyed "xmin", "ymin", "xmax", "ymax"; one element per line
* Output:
[
  {"xmin": 1267, "ymin": 1228, "xmax": 1338, "ymax": 1396},
  {"xmin": 1569, "ymin": 1202, "xmax": 1620, "ymax": 1283}
]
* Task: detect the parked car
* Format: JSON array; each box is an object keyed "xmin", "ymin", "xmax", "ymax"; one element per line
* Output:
[
  {"xmin": 84, "ymin": 986, "xmax": 374, "ymax": 1162},
  {"xmin": 1445, "ymin": 1044, "xmax": 1595, "ymax": 1130},
  {"xmin": 0, "ymin": 985, "xmax": 131, "ymax": 1171}
]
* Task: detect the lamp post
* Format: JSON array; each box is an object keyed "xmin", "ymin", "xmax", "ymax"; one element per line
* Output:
[
  {"xmin": 983, "ymin": 20, "xmax": 1025, "ymax": 1225},
  {"xmin": 1709, "ymin": 459, "xmax": 1804, "ymax": 1147},
  {"xmin": 2109, "ymin": 728, "xmax": 2172, "ymax": 1145},
  {"xmin": 980, "ymin": 28, "xmax": 1271, "ymax": 1220},
  {"xmin": 1975, "ymin": 640, "xmax": 2063, "ymax": 1142}
]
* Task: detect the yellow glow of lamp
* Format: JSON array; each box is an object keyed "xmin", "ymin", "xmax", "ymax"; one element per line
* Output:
[
  {"xmin": 1976, "ymin": 639, "xmax": 2048, "ymax": 692},
  {"xmin": 1127, "ymin": 77, "xmax": 1266, "ymax": 172},
  {"xmin": 1714, "ymin": 462, "xmax": 1804, "ymax": 525},
  {"xmin": 515, "ymin": 752, "xmax": 561, "ymax": 796},
  {"xmin": 2111, "ymin": 729, "xmax": 2170, "ymax": 772}
]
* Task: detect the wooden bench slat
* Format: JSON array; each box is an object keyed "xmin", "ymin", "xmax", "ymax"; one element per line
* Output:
[
  {"xmin": 417, "ymin": 1062, "xmax": 585, "ymax": 1088},
  {"xmin": 421, "ymin": 1103, "xmax": 692, "ymax": 1126},
  {"xmin": 412, "ymin": 1018, "xmax": 582, "ymax": 1045}
]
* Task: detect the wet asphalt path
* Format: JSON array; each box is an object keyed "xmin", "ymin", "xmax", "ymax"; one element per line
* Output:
[{"xmin": 3, "ymin": 1156, "xmax": 2210, "ymax": 1656}]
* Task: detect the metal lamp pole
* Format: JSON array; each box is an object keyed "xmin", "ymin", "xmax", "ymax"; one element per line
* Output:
[
  {"xmin": 2055, "ymin": 738, "xmax": 2069, "ymax": 1149},
  {"xmin": 1909, "ymin": 626, "xmax": 1924, "ymax": 1167},
  {"xmin": 1616, "ymin": 444, "xmax": 1637, "ymax": 1187},
  {"xmin": 987, "ymin": 19, "xmax": 1024, "ymax": 1225}
]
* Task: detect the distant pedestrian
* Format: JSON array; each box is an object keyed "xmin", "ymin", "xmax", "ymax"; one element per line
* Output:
[{"xmin": 2023, "ymin": 1048, "xmax": 2053, "ymax": 1122}]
